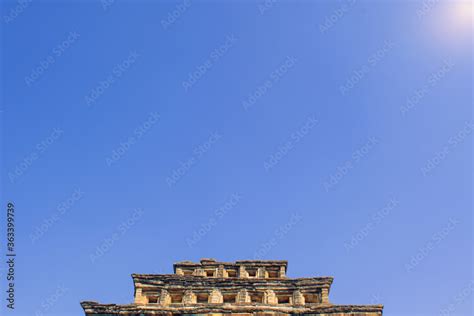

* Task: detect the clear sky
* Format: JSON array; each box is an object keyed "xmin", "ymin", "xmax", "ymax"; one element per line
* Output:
[{"xmin": 0, "ymin": 1, "xmax": 472, "ymax": 316}]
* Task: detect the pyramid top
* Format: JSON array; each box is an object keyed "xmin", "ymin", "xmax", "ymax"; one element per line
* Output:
[
  {"xmin": 81, "ymin": 258, "xmax": 383, "ymax": 315},
  {"xmin": 173, "ymin": 258, "xmax": 288, "ymax": 278}
]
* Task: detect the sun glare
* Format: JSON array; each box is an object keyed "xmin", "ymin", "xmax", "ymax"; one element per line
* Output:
[
  {"xmin": 452, "ymin": 1, "xmax": 473, "ymax": 29},
  {"xmin": 426, "ymin": 0, "xmax": 473, "ymax": 48}
]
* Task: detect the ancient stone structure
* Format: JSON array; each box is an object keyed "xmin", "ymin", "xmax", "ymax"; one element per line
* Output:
[{"xmin": 81, "ymin": 258, "xmax": 383, "ymax": 315}]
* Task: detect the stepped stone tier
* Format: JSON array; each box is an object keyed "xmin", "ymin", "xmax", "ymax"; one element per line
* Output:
[{"xmin": 81, "ymin": 258, "xmax": 383, "ymax": 315}]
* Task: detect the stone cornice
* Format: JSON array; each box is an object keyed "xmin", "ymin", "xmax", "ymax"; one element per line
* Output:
[
  {"xmin": 80, "ymin": 301, "xmax": 384, "ymax": 315},
  {"xmin": 173, "ymin": 259, "xmax": 289, "ymax": 273},
  {"xmin": 132, "ymin": 274, "xmax": 333, "ymax": 291}
]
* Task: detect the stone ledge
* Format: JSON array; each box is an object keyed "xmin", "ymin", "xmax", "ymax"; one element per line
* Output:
[
  {"xmin": 174, "ymin": 259, "xmax": 288, "ymax": 266},
  {"xmin": 81, "ymin": 301, "xmax": 383, "ymax": 315},
  {"xmin": 133, "ymin": 274, "xmax": 333, "ymax": 287},
  {"xmin": 173, "ymin": 259, "xmax": 288, "ymax": 272}
]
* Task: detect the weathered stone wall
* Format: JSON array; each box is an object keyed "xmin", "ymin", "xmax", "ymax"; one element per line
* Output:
[
  {"xmin": 82, "ymin": 259, "xmax": 383, "ymax": 316},
  {"xmin": 81, "ymin": 301, "xmax": 383, "ymax": 315},
  {"xmin": 174, "ymin": 259, "xmax": 288, "ymax": 280}
]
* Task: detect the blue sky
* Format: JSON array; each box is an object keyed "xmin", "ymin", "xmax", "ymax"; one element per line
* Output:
[{"xmin": 0, "ymin": 1, "xmax": 472, "ymax": 315}]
